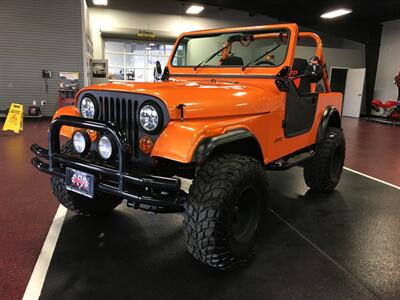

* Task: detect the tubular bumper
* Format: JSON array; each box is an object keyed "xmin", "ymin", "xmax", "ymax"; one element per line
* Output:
[{"xmin": 31, "ymin": 116, "xmax": 185, "ymax": 213}]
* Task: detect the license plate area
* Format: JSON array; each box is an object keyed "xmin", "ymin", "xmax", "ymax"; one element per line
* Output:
[{"xmin": 66, "ymin": 167, "xmax": 94, "ymax": 198}]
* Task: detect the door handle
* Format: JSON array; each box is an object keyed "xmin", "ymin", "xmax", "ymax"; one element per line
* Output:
[{"xmin": 357, "ymin": 93, "xmax": 362, "ymax": 96}]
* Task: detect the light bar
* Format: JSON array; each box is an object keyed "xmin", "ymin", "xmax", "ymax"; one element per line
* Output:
[
  {"xmin": 93, "ymin": 0, "xmax": 108, "ymax": 6},
  {"xmin": 186, "ymin": 5, "xmax": 204, "ymax": 15},
  {"xmin": 321, "ymin": 8, "xmax": 352, "ymax": 19}
]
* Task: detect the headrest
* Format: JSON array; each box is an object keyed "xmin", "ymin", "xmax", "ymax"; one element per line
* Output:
[
  {"xmin": 292, "ymin": 58, "xmax": 309, "ymax": 76},
  {"xmin": 220, "ymin": 56, "xmax": 244, "ymax": 66}
]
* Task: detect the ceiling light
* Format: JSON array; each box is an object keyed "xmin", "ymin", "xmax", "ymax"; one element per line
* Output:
[
  {"xmin": 186, "ymin": 5, "xmax": 204, "ymax": 15},
  {"xmin": 321, "ymin": 8, "xmax": 352, "ymax": 19},
  {"xmin": 93, "ymin": 0, "xmax": 108, "ymax": 6}
]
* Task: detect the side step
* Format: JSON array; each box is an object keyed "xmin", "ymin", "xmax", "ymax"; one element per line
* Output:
[{"xmin": 266, "ymin": 149, "xmax": 315, "ymax": 171}]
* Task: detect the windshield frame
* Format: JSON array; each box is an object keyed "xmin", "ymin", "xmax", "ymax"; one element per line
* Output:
[{"xmin": 168, "ymin": 27, "xmax": 291, "ymax": 70}]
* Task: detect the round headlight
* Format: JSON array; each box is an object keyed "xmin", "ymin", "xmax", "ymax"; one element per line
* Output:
[
  {"xmin": 80, "ymin": 97, "xmax": 96, "ymax": 119},
  {"xmin": 139, "ymin": 104, "xmax": 160, "ymax": 132},
  {"xmin": 98, "ymin": 136, "xmax": 113, "ymax": 160},
  {"xmin": 73, "ymin": 131, "xmax": 90, "ymax": 154}
]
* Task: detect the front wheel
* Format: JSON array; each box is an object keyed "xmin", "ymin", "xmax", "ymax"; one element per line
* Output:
[
  {"xmin": 50, "ymin": 140, "xmax": 122, "ymax": 216},
  {"xmin": 183, "ymin": 154, "xmax": 268, "ymax": 271},
  {"xmin": 303, "ymin": 127, "xmax": 345, "ymax": 192},
  {"xmin": 50, "ymin": 176, "xmax": 122, "ymax": 216}
]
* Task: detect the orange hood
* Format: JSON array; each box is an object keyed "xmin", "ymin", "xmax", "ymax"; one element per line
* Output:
[{"xmin": 79, "ymin": 79, "xmax": 280, "ymax": 120}]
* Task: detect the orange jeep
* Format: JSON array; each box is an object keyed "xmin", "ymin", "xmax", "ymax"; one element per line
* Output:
[{"xmin": 31, "ymin": 23, "xmax": 345, "ymax": 270}]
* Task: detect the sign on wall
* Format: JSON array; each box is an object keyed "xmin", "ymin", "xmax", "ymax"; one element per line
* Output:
[
  {"xmin": 59, "ymin": 72, "xmax": 80, "ymax": 90},
  {"xmin": 138, "ymin": 30, "xmax": 156, "ymax": 39}
]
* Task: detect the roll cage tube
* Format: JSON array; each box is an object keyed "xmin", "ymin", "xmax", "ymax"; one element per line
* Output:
[{"xmin": 251, "ymin": 32, "xmax": 331, "ymax": 93}]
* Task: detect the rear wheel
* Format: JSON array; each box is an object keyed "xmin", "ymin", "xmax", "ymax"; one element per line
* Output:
[
  {"xmin": 50, "ymin": 140, "xmax": 122, "ymax": 216},
  {"xmin": 303, "ymin": 127, "xmax": 345, "ymax": 192},
  {"xmin": 183, "ymin": 154, "xmax": 268, "ymax": 271}
]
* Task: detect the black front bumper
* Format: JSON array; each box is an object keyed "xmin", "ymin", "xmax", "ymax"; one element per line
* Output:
[{"xmin": 31, "ymin": 116, "xmax": 185, "ymax": 213}]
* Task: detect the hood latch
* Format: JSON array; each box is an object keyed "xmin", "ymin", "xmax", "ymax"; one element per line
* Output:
[{"xmin": 177, "ymin": 104, "xmax": 186, "ymax": 122}]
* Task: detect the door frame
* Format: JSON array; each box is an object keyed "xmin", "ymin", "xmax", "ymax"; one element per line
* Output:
[{"xmin": 329, "ymin": 66, "xmax": 349, "ymax": 115}]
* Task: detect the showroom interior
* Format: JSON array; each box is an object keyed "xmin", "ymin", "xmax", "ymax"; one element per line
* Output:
[{"xmin": 0, "ymin": 0, "xmax": 399, "ymax": 299}]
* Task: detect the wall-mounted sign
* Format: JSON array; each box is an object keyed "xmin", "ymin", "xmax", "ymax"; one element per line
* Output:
[
  {"xmin": 59, "ymin": 72, "xmax": 80, "ymax": 90},
  {"xmin": 91, "ymin": 59, "xmax": 108, "ymax": 84},
  {"xmin": 91, "ymin": 61, "xmax": 107, "ymax": 78},
  {"xmin": 138, "ymin": 30, "xmax": 156, "ymax": 39}
]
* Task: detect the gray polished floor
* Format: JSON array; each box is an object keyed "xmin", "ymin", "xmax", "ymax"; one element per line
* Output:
[{"xmin": 40, "ymin": 168, "xmax": 400, "ymax": 300}]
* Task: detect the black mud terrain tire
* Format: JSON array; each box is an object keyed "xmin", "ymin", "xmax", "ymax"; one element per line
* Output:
[
  {"xmin": 304, "ymin": 127, "xmax": 345, "ymax": 192},
  {"xmin": 50, "ymin": 140, "xmax": 122, "ymax": 216},
  {"xmin": 183, "ymin": 154, "xmax": 268, "ymax": 271}
]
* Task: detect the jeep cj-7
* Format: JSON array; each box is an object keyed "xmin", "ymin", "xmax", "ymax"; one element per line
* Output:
[{"xmin": 31, "ymin": 23, "xmax": 345, "ymax": 270}]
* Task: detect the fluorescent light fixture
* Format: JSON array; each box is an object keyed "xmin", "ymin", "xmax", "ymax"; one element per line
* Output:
[
  {"xmin": 93, "ymin": 0, "xmax": 108, "ymax": 6},
  {"xmin": 321, "ymin": 8, "xmax": 352, "ymax": 19},
  {"xmin": 186, "ymin": 5, "xmax": 204, "ymax": 15},
  {"xmin": 149, "ymin": 43, "xmax": 155, "ymax": 46}
]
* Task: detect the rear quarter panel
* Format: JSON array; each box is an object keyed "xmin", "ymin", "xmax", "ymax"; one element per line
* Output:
[{"xmin": 267, "ymin": 91, "xmax": 343, "ymax": 161}]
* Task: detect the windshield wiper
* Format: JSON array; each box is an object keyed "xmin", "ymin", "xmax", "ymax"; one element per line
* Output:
[
  {"xmin": 241, "ymin": 44, "xmax": 282, "ymax": 71},
  {"xmin": 194, "ymin": 43, "xmax": 231, "ymax": 71}
]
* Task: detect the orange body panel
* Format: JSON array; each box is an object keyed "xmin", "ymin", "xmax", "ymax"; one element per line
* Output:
[
  {"xmin": 52, "ymin": 106, "xmax": 80, "ymax": 138},
  {"xmin": 60, "ymin": 23, "xmax": 342, "ymax": 165},
  {"xmin": 52, "ymin": 105, "xmax": 98, "ymax": 141},
  {"xmin": 152, "ymin": 90, "xmax": 342, "ymax": 164}
]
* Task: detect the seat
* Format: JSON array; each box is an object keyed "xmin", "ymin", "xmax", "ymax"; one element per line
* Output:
[
  {"xmin": 292, "ymin": 58, "xmax": 311, "ymax": 94},
  {"xmin": 220, "ymin": 56, "xmax": 244, "ymax": 66}
]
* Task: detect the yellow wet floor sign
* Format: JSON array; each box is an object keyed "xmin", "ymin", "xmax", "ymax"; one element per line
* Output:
[{"xmin": 2, "ymin": 103, "xmax": 24, "ymax": 133}]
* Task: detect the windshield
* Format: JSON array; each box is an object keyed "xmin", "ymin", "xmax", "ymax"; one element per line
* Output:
[{"xmin": 171, "ymin": 29, "xmax": 289, "ymax": 69}]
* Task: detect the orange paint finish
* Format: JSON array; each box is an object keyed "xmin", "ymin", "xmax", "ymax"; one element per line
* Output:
[
  {"xmin": 51, "ymin": 106, "xmax": 98, "ymax": 141},
  {"xmin": 152, "ymin": 91, "xmax": 342, "ymax": 164},
  {"xmin": 152, "ymin": 116, "xmax": 257, "ymax": 163},
  {"xmin": 65, "ymin": 23, "xmax": 342, "ymax": 165},
  {"xmin": 167, "ymin": 23, "xmax": 299, "ymax": 78},
  {"xmin": 76, "ymin": 80, "xmax": 276, "ymax": 120},
  {"xmin": 52, "ymin": 106, "xmax": 80, "ymax": 139}
]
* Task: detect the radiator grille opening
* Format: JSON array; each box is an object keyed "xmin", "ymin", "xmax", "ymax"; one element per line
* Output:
[{"xmin": 97, "ymin": 96, "xmax": 139, "ymax": 157}]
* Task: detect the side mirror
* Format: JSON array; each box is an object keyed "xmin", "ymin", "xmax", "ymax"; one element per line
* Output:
[
  {"xmin": 154, "ymin": 61, "xmax": 163, "ymax": 81},
  {"xmin": 161, "ymin": 66, "xmax": 170, "ymax": 81},
  {"xmin": 155, "ymin": 61, "xmax": 162, "ymax": 75},
  {"xmin": 304, "ymin": 63, "xmax": 323, "ymax": 83}
]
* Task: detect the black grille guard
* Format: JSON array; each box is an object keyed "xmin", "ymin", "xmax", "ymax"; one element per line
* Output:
[{"xmin": 30, "ymin": 116, "xmax": 185, "ymax": 213}]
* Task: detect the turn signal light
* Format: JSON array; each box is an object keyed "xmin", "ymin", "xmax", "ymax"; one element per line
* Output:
[
  {"xmin": 87, "ymin": 129, "xmax": 98, "ymax": 141},
  {"xmin": 139, "ymin": 136, "xmax": 154, "ymax": 154}
]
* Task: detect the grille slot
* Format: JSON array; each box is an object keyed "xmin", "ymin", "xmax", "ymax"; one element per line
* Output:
[{"xmin": 97, "ymin": 96, "xmax": 139, "ymax": 157}]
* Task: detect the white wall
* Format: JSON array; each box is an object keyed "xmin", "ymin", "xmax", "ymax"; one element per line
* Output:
[
  {"xmin": 374, "ymin": 19, "xmax": 400, "ymax": 101},
  {"xmin": 296, "ymin": 46, "xmax": 365, "ymax": 71},
  {"xmin": 89, "ymin": 7, "xmax": 277, "ymax": 59},
  {"xmin": 87, "ymin": 6, "xmax": 366, "ymax": 72}
]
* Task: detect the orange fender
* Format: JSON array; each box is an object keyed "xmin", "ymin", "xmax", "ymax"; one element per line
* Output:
[
  {"xmin": 151, "ymin": 116, "xmax": 261, "ymax": 163},
  {"xmin": 52, "ymin": 106, "xmax": 80, "ymax": 138}
]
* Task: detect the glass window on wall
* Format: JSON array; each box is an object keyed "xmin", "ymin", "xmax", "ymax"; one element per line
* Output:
[{"xmin": 104, "ymin": 40, "xmax": 174, "ymax": 82}]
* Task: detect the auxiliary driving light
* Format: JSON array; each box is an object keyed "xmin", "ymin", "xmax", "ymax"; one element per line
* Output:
[
  {"xmin": 98, "ymin": 135, "xmax": 113, "ymax": 160},
  {"xmin": 72, "ymin": 131, "xmax": 91, "ymax": 154}
]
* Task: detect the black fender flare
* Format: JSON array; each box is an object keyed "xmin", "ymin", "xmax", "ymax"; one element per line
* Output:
[
  {"xmin": 316, "ymin": 106, "xmax": 341, "ymax": 143},
  {"xmin": 192, "ymin": 129, "xmax": 261, "ymax": 162}
]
